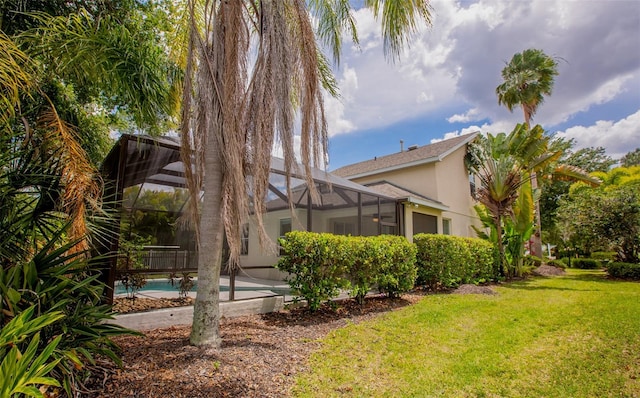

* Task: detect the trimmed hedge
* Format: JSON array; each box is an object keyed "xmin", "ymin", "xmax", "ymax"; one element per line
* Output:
[
  {"xmin": 607, "ymin": 262, "xmax": 640, "ymax": 280},
  {"xmin": 276, "ymin": 232, "xmax": 348, "ymax": 311},
  {"xmin": 276, "ymin": 232, "xmax": 417, "ymax": 309},
  {"xmin": 375, "ymin": 235, "xmax": 418, "ymax": 298},
  {"xmin": 571, "ymin": 258, "xmax": 600, "ymax": 269},
  {"xmin": 414, "ymin": 234, "xmax": 496, "ymax": 289}
]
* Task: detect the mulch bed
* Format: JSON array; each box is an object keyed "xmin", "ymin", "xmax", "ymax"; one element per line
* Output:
[
  {"xmin": 91, "ymin": 292, "xmax": 427, "ymax": 397},
  {"xmin": 533, "ymin": 265, "xmax": 566, "ymax": 276}
]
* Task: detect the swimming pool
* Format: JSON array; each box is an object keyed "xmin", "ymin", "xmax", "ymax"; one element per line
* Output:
[{"xmin": 114, "ymin": 278, "xmax": 290, "ymax": 296}]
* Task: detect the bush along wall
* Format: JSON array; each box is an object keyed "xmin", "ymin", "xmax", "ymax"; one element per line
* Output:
[
  {"xmin": 607, "ymin": 262, "xmax": 640, "ymax": 280},
  {"xmin": 276, "ymin": 232, "xmax": 417, "ymax": 309},
  {"xmin": 414, "ymin": 233, "xmax": 497, "ymax": 289}
]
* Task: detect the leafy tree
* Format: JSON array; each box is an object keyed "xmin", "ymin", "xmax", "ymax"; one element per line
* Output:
[
  {"xmin": 496, "ymin": 48, "xmax": 559, "ymax": 257},
  {"xmin": 1, "ymin": 1, "xmax": 178, "ymax": 392},
  {"xmin": 621, "ymin": 148, "xmax": 640, "ymax": 167},
  {"xmin": 182, "ymin": 0, "xmax": 434, "ymax": 347},
  {"xmin": 540, "ymin": 146, "xmax": 615, "ymax": 236},
  {"xmin": 558, "ymin": 166, "xmax": 640, "ymax": 262},
  {"xmin": 1, "ymin": 1, "xmax": 179, "ymax": 244}
]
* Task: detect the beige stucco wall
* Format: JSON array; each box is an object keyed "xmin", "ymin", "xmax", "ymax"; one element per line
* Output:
[
  {"xmin": 349, "ymin": 145, "xmax": 481, "ymax": 239},
  {"xmin": 433, "ymin": 147, "xmax": 481, "ymax": 237}
]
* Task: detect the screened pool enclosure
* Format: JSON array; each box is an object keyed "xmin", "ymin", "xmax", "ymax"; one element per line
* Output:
[{"xmin": 101, "ymin": 134, "xmax": 399, "ymax": 301}]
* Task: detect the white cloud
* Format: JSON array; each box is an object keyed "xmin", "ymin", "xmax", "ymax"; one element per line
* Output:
[
  {"xmin": 326, "ymin": 0, "xmax": 639, "ymax": 164},
  {"xmin": 447, "ymin": 107, "xmax": 480, "ymax": 123},
  {"xmin": 556, "ymin": 111, "xmax": 640, "ymax": 160}
]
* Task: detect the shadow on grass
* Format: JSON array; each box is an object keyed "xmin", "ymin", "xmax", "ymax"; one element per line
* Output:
[{"xmin": 499, "ymin": 269, "xmax": 615, "ymax": 292}]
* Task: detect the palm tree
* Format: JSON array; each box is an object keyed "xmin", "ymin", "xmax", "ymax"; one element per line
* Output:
[
  {"xmin": 0, "ymin": 5, "xmax": 178, "ymax": 247},
  {"xmin": 468, "ymin": 135, "xmax": 527, "ymax": 276},
  {"xmin": 182, "ymin": 0, "xmax": 433, "ymax": 347},
  {"xmin": 496, "ymin": 48, "xmax": 558, "ymax": 126},
  {"xmin": 496, "ymin": 48, "xmax": 558, "ymax": 256},
  {"xmin": 467, "ymin": 124, "xmax": 600, "ymax": 276}
]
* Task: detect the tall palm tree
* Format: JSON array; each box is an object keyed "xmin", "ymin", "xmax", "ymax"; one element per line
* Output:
[
  {"xmin": 182, "ymin": 0, "xmax": 433, "ymax": 347},
  {"xmin": 496, "ymin": 48, "xmax": 558, "ymax": 256},
  {"xmin": 496, "ymin": 48, "xmax": 558, "ymax": 126}
]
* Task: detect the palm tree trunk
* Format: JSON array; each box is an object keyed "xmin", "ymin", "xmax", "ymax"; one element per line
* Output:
[
  {"xmin": 496, "ymin": 215, "xmax": 506, "ymax": 277},
  {"xmin": 530, "ymin": 172, "xmax": 543, "ymax": 258},
  {"xmin": 190, "ymin": 137, "xmax": 225, "ymax": 348}
]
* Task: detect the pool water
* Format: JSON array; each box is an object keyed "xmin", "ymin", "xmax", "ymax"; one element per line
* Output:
[
  {"xmin": 114, "ymin": 279, "xmax": 196, "ymax": 295},
  {"xmin": 114, "ymin": 279, "xmax": 289, "ymax": 295}
]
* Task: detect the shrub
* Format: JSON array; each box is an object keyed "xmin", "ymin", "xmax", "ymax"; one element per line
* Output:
[
  {"xmin": 414, "ymin": 234, "xmax": 496, "ymax": 289},
  {"xmin": 1, "ymin": 230, "xmax": 138, "ymax": 396},
  {"xmin": 547, "ymin": 259, "xmax": 566, "ymax": 269},
  {"xmin": 344, "ymin": 236, "xmax": 381, "ymax": 304},
  {"xmin": 524, "ymin": 255, "xmax": 543, "ymax": 268},
  {"xmin": 277, "ymin": 232, "xmax": 418, "ymax": 308},
  {"xmin": 607, "ymin": 262, "xmax": 640, "ymax": 280},
  {"xmin": 591, "ymin": 252, "xmax": 617, "ymax": 262},
  {"xmin": 0, "ymin": 307, "xmax": 65, "ymax": 397},
  {"xmin": 464, "ymin": 238, "xmax": 496, "ymax": 283},
  {"xmin": 374, "ymin": 235, "xmax": 417, "ymax": 298},
  {"xmin": 170, "ymin": 272, "xmax": 195, "ymax": 299},
  {"xmin": 276, "ymin": 232, "xmax": 348, "ymax": 311},
  {"xmin": 571, "ymin": 258, "xmax": 600, "ymax": 269}
]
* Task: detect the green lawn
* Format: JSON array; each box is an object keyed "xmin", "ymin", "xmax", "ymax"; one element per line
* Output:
[{"xmin": 293, "ymin": 270, "xmax": 640, "ymax": 397}]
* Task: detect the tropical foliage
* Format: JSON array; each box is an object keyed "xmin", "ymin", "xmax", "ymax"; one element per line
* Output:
[
  {"xmin": 1, "ymin": 1, "xmax": 178, "ymax": 393},
  {"xmin": 496, "ymin": 48, "xmax": 559, "ymax": 257},
  {"xmin": 466, "ymin": 124, "xmax": 598, "ymax": 277}
]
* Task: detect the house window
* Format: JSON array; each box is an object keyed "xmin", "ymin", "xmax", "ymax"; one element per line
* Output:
[
  {"xmin": 469, "ymin": 173, "xmax": 476, "ymax": 198},
  {"xmin": 413, "ymin": 213, "xmax": 438, "ymax": 235},
  {"xmin": 443, "ymin": 219, "xmax": 451, "ymax": 235},
  {"xmin": 279, "ymin": 218, "xmax": 292, "ymax": 255},
  {"xmin": 240, "ymin": 223, "xmax": 249, "ymax": 255}
]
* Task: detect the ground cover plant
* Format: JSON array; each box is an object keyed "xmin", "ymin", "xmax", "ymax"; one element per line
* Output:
[{"xmin": 293, "ymin": 269, "xmax": 640, "ymax": 397}]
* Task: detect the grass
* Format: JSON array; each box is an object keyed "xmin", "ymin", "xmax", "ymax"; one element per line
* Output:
[{"xmin": 293, "ymin": 270, "xmax": 640, "ymax": 397}]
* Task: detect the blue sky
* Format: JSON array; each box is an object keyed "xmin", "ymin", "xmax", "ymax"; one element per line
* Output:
[{"xmin": 324, "ymin": 0, "xmax": 640, "ymax": 170}]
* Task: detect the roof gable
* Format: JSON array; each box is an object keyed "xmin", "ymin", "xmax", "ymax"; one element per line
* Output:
[{"xmin": 332, "ymin": 132, "xmax": 478, "ymax": 178}]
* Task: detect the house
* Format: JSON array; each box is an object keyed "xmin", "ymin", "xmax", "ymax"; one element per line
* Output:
[
  {"xmin": 101, "ymin": 133, "xmax": 481, "ymax": 292},
  {"xmin": 332, "ymin": 132, "xmax": 481, "ymax": 241}
]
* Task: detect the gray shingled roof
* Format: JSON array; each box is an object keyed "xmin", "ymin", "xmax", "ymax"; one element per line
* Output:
[
  {"xmin": 332, "ymin": 132, "xmax": 479, "ymax": 178},
  {"xmin": 364, "ymin": 181, "xmax": 448, "ymax": 210}
]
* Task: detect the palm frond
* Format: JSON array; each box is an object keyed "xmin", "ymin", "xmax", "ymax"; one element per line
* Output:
[
  {"xmin": 365, "ymin": 0, "xmax": 433, "ymax": 60},
  {"xmin": 552, "ymin": 164, "xmax": 602, "ymax": 187},
  {"xmin": 0, "ymin": 32, "xmax": 35, "ymax": 126},
  {"xmin": 22, "ymin": 10, "xmax": 178, "ymax": 130}
]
